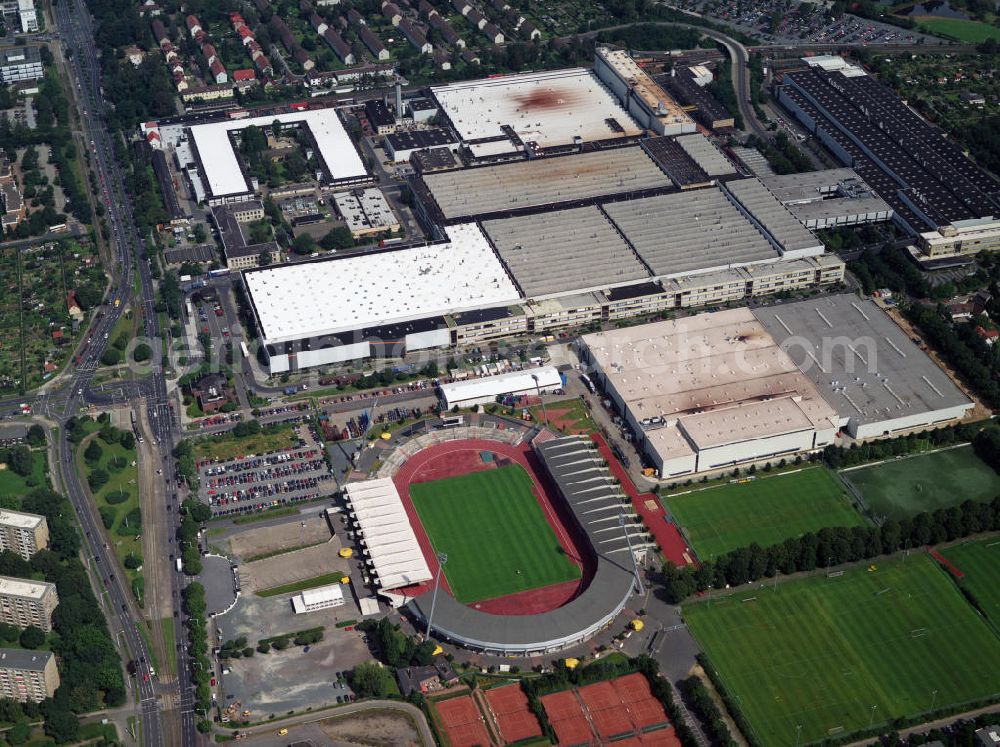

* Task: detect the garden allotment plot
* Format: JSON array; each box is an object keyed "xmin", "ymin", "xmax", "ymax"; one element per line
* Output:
[
  {"xmin": 684, "ymin": 555, "xmax": 1000, "ymax": 746},
  {"xmin": 409, "ymin": 464, "xmax": 580, "ymax": 603},
  {"xmin": 664, "ymin": 467, "xmax": 865, "ymax": 558},
  {"xmin": 843, "ymin": 446, "xmax": 1000, "ymax": 520}
]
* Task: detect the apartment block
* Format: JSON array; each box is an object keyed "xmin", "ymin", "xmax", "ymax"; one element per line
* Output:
[
  {"xmin": 0, "ymin": 577, "xmax": 58, "ymax": 632},
  {"xmin": 0, "ymin": 510, "xmax": 49, "ymax": 560}
]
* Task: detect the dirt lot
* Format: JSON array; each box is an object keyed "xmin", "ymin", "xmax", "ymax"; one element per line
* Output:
[
  {"xmin": 316, "ymin": 709, "xmax": 425, "ymax": 746},
  {"xmin": 218, "ymin": 593, "xmax": 370, "ymax": 718},
  {"xmin": 241, "ymin": 540, "xmax": 349, "ymax": 593},
  {"xmin": 228, "ymin": 514, "xmax": 333, "ymax": 560}
]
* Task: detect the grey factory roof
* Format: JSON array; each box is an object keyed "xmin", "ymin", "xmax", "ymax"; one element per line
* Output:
[
  {"xmin": 406, "ymin": 436, "xmax": 638, "ymax": 653},
  {"xmin": 787, "ymin": 194, "xmax": 892, "ymax": 225},
  {"xmin": 601, "ymin": 187, "xmax": 778, "ymax": 278},
  {"xmin": 752, "ymin": 295, "xmax": 971, "ymax": 428},
  {"xmin": 419, "ymin": 147, "xmax": 671, "ymax": 221},
  {"xmin": 759, "ymin": 168, "xmax": 862, "ymax": 204},
  {"xmin": 482, "ymin": 206, "xmax": 650, "ymax": 298},
  {"xmin": 675, "ymin": 134, "xmax": 737, "ymax": 177},
  {"xmin": 724, "ymin": 178, "xmax": 823, "ymax": 255},
  {"xmin": 0, "ymin": 648, "xmax": 52, "ymax": 672}
]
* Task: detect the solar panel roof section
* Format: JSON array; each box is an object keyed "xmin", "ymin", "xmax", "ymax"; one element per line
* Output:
[
  {"xmin": 430, "ymin": 69, "xmax": 643, "ymax": 150},
  {"xmin": 783, "ymin": 68, "xmax": 997, "ymax": 229},
  {"xmin": 752, "ymin": 295, "xmax": 971, "ymax": 428},
  {"xmin": 420, "ymin": 147, "xmax": 672, "ymax": 221},
  {"xmin": 724, "ymin": 178, "xmax": 824, "ymax": 255},
  {"xmin": 405, "ymin": 435, "xmax": 638, "ymax": 652},
  {"xmin": 481, "ymin": 206, "xmax": 651, "ymax": 298},
  {"xmin": 778, "ymin": 85, "xmax": 932, "ymax": 233},
  {"xmin": 675, "ymin": 133, "xmax": 737, "ymax": 177},
  {"xmin": 601, "ymin": 187, "xmax": 778, "ymax": 277},
  {"xmin": 640, "ymin": 136, "xmax": 710, "ymax": 187}
]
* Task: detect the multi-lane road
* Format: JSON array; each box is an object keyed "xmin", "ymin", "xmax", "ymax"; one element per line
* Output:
[{"xmin": 33, "ymin": 0, "xmax": 197, "ymax": 743}]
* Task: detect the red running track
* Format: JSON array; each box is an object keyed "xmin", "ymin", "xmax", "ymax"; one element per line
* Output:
[
  {"xmin": 591, "ymin": 433, "xmax": 695, "ymax": 568},
  {"xmin": 392, "ymin": 439, "xmax": 595, "ymax": 615}
]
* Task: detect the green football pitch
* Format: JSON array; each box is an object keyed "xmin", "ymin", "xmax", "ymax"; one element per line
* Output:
[
  {"xmin": 663, "ymin": 467, "xmax": 866, "ymax": 559},
  {"xmin": 685, "ymin": 555, "xmax": 1000, "ymax": 746},
  {"xmin": 842, "ymin": 446, "xmax": 1000, "ymax": 521},
  {"xmin": 942, "ymin": 538, "xmax": 1000, "ymax": 625},
  {"xmin": 409, "ymin": 464, "xmax": 580, "ymax": 603}
]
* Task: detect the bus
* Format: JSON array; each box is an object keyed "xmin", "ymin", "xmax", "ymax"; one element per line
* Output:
[
  {"xmin": 240, "ymin": 341, "xmax": 250, "ymax": 359},
  {"xmin": 208, "ymin": 268, "xmax": 231, "ymax": 278},
  {"xmin": 439, "ymin": 415, "xmax": 464, "ymax": 429},
  {"xmin": 580, "ymin": 373, "xmax": 596, "ymax": 394}
]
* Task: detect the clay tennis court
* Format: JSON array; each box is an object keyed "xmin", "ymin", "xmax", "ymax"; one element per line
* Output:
[
  {"xmin": 614, "ymin": 673, "xmax": 670, "ymax": 731},
  {"xmin": 579, "ymin": 680, "xmax": 632, "ymax": 739},
  {"xmin": 485, "ymin": 684, "xmax": 542, "ymax": 743},
  {"xmin": 435, "ymin": 695, "xmax": 491, "ymax": 747},
  {"xmin": 540, "ymin": 690, "xmax": 594, "ymax": 746}
]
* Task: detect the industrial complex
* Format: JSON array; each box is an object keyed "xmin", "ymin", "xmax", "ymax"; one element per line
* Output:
[
  {"xmin": 582, "ymin": 295, "xmax": 972, "ymax": 476},
  {"xmin": 776, "ymin": 55, "xmax": 1000, "ymax": 259}
]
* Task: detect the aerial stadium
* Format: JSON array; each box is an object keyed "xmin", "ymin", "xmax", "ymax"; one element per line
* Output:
[{"xmin": 341, "ymin": 426, "xmax": 650, "ymax": 656}]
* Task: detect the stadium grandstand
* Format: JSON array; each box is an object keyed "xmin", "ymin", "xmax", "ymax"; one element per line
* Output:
[
  {"xmin": 342, "ymin": 479, "xmax": 433, "ymax": 592},
  {"xmin": 407, "ymin": 435, "xmax": 645, "ymax": 655}
]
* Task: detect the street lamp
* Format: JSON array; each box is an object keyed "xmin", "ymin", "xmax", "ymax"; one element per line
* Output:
[
  {"xmin": 425, "ymin": 552, "xmax": 448, "ymax": 640},
  {"xmin": 869, "ymin": 705, "xmax": 878, "ymax": 728},
  {"xmin": 531, "ymin": 374, "xmax": 548, "ymax": 428},
  {"xmin": 795, "ymin": 725, "xmax": 802, "ymax": 747},
  {"xmin": 618, "ymin": 510, "xmax": 644, "ymax": 596},
  {"xmin": 931, "ymin": 689, "xmax": 938, "ymax": 711}
]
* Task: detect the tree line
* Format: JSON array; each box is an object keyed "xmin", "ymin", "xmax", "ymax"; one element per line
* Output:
[
  {"xmin": 662, "ymin": 496, "xmax": 1000, "ymax": 602},
  {"xmin": 819, "ymin": 421, "xmax": 982, "ymax": 470}
]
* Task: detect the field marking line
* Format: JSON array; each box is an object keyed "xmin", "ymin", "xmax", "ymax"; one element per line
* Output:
[{"xmin": 838, "ymin": 442, "xmax": 973, "ymax": 474}]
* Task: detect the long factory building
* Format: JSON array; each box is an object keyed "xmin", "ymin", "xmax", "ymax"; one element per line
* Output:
[
  {"xmin": 240, "ymin": 62, "xmax": 853, "ymax": 373},
  {"xmin": 245, "ymin": 145, "xmax": 846, "ymax": 372},
  {"xmin": 776, "ymin": 56, "xmax": 1000, "ymax": 259},
  {"xmin": 582, "ymin": 295, "xmax": 972, "ymax": 477}
]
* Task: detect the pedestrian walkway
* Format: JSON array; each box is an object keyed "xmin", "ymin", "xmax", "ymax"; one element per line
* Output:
[{"xmin": 591, "ymin": 433, "xmax": 694, "ymax": 568}]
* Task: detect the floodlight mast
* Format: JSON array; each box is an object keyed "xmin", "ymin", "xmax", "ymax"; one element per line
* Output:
[
  {"xmin": 619, "ymin": 511, "xmax": 644, "ymax": 595},
  {"xmin": 425, "ymin": 551, "xmax": 448, "ymax": 640}
]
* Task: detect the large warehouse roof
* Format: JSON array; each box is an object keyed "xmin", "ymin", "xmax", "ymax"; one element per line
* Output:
[
  {"xmin": 188, "ymin": 108, "xmax": 368, "ymax": 198},
  {"xmin": 752, "ymin": 295, "xmax": 972, "ymax": 430},
  {"xmin": 419, "ymin": 147, "xmax": 670, "ymax": 221},
  {"xmin": 440, "ymin": 366, "xmax": 561, "ymax": 408},
  {"xmin": 675, "ymin": 134, "xmax": 737, "ymax": 177},
  {"xmin": 343, "ymin": 479, "xmax": 433, "ymax": 591},
  {"xmin": 407, "ymin": 436, "xmax": 639, "ymax": 653},
  {"xmin": 582, "ymin": 309, "xmax": 839, "ymax": 468},
  {"xmin": 482, "ymin": 206, "xmax": 650, "ymax": 298},
  {"xmin": 724, "ymin": 178, "xmax": 824, "ymax": 256},
  {"xmin": 430, "ymin": 69, "xmax": 642, "ymax": 151},
  {"xmin": 601, "ymin": 187, "xmax": 778, "ymax": 278},
  {"xmin": 245, "ymin": 224, "xmax": 520, "ymax": 344}
]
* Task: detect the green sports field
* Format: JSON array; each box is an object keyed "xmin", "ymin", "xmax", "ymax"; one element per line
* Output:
[
  {"xmin": 941, "ymin": 537, "xmax": 1000, "ymax": 625},
  {"xmin": 685, "ymin": 555, "xmax": 1000, "ymax": 746},
  {"xmin": 663, "ymin": 467, "xmax": 865, "ymax": 559},
  {"xmin": 409, "ymin": 464, "xmax": 580, "ymax": 603},
  {"xmin": 914, "ymin": 16, "xmax": 1000, "ymax": 42},
  {"xmin": 843, "ymin": 446, "xmax": 1000, "ymax": 521}
]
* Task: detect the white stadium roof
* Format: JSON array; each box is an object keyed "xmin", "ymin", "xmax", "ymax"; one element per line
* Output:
[
  {"xmin": 440, "ymin": 366, "xmax": 562, "ymax": 408},
  {"xmin": 431, "ymin": 68, "xmax": 642, "ymax": 150},
  {"xmin": 188, "ymin": 108, "xmax": 368, "ymax": 198},
  {"xmin": 245, "ymin": 224, "xmax": 520, "ymax": 344},
  {"xmin": 343, "ymin": 479, "xmax": 432, "ymax": 591}
]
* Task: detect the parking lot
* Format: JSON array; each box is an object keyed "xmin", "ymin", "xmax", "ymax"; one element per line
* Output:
[
  {"xmin": 198, "ymin": 434, "xmax": 338, "ymax": 516},
  {"xmin": 675, "ymin": 0, "xmax": 938, "ymax": 45},
  {"xmin": 215, "ymin": 590, "xmax": 370, "ymax": 718}
]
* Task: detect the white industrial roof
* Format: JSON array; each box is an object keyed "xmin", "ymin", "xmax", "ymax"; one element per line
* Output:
[
  {"xmin": 188, "ymin": 108, "xmax": 368, "ymax": 198},
  {"xmin": 343, "ymin": 479, "xmax": 432, "ymax": 591},
  {"xmin": 440, "ymin": 366, "xmax": 561, "ymax": 407},
  {"xmin": 245, "ymin": 224, "xmax": 520, "ymax": 344},
  {"xmin": 291, "ymin": 583, "xmax": 344, "ymax": 612},
  {"xmin": 0, "ymin": 510, "xmax": 44, "ymax": 530},
  {"xmin": 431, "ymin": 68, "xmax": 642, "ymax": 150}
]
